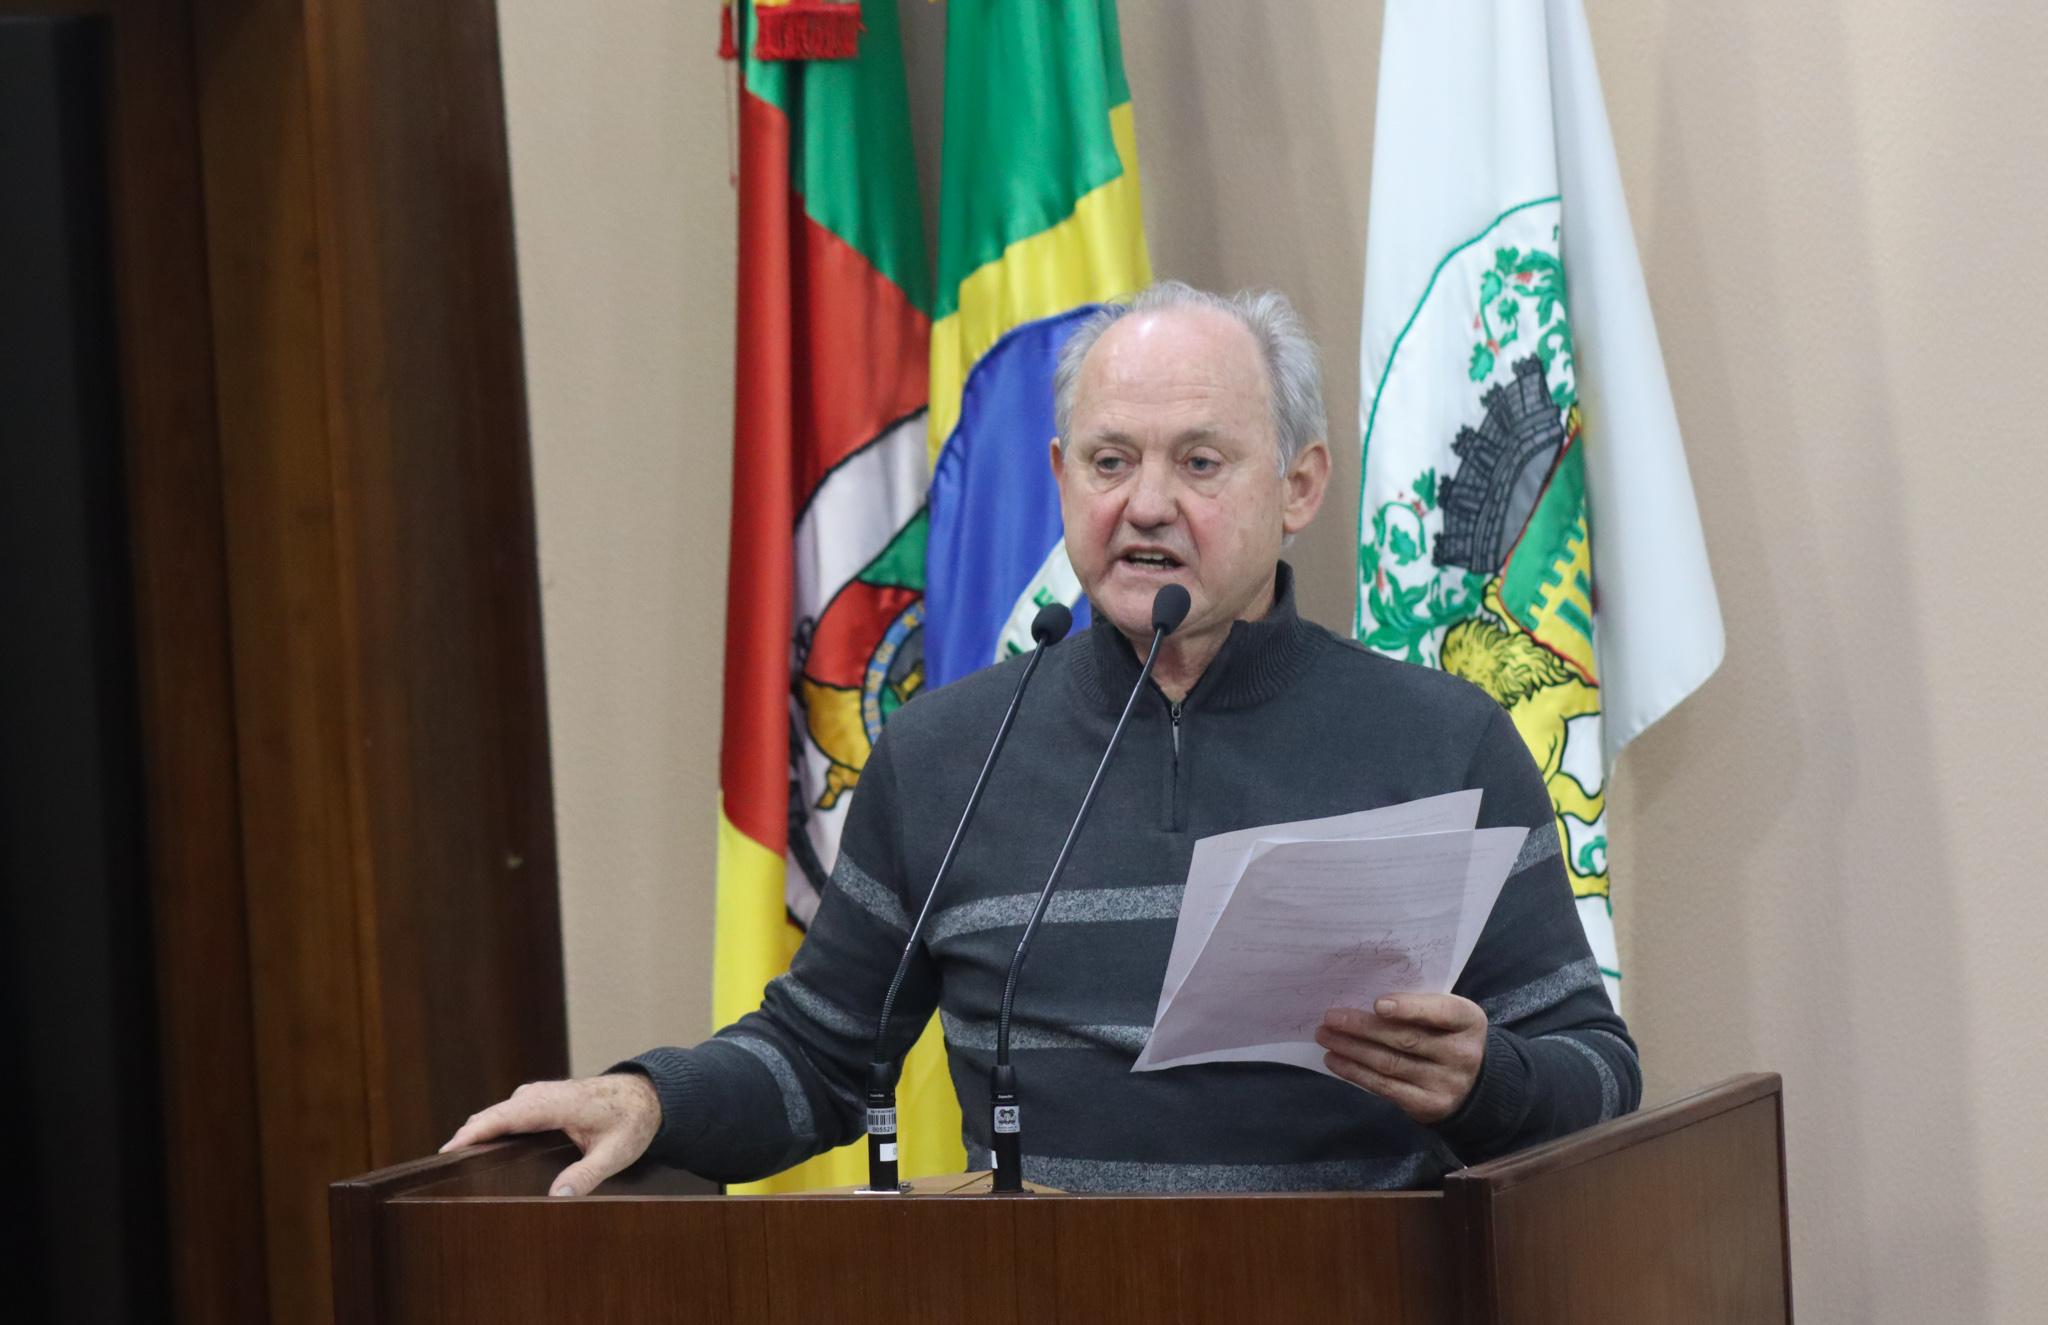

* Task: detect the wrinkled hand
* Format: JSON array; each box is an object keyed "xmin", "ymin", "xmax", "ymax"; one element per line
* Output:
[
  {"xmin": 1316, "ymin": 994, "xmax": 1488, "ymax": 1125},
  {"xmin": 440, "ymin": 1073, "xmax": 662, "ymax": 1197}
]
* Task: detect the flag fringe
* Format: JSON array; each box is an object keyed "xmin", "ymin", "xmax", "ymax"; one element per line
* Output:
[
  {"xmin": 718, "ymin": 3, "xmax": 738, "ymax": 60},
  {"xmin": 755, "ymin": 2, "xmax": 863, "ymax": 61}
]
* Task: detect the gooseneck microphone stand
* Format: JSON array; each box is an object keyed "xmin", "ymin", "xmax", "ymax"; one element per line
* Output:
[
  {"xmin": 859, "ymin": 603, "xmax": 1073, "ymax": 1193},
  {"xmin": 989, "ymin": 585, "xmax": 1189, "ymax": 1193}
]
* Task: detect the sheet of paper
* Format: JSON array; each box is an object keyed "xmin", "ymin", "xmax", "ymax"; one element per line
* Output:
[
  {"xmin": 1134, "ymin": 825, "xmax": 1527, "ymax": 1077},
  {"xmin": 1152, "ymin": 790, "xmax": 1481, "ymax": 1026}
]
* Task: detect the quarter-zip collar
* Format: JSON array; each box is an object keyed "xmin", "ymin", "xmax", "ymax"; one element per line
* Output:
[{"xmin": 1072, "ymin": 561, "xmax": 1321, "ymax": 715}]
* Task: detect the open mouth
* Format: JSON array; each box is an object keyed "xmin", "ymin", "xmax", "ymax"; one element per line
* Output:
[{"xmin": 1119, "ymin": 550, "xmax": 1184, "ymax": 571}]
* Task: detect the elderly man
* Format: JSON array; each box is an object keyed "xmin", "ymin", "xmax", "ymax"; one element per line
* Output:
[{"xmin": 446, "ymin": 281, "xmax": 1638, "ymax": 1195}]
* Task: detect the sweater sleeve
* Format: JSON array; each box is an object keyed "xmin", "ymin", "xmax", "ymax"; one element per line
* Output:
[
  {"xmin": 1431, "ymin": 705, "xmax": 1642, "ymax": 1164},
  {"xmin": 615, "ymin": 729, "xmax": 942, "ymax": 1183}
]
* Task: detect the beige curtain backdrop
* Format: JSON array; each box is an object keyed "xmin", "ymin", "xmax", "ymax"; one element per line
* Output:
[{"xmin": 499, "ymin": 2, "xmax": 2047, "ymax": 1318}]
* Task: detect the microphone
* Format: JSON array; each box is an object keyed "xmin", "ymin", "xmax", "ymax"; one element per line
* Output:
[
  {"xmin": 989, "ymin": 583, "xmax": 1190, "ymax": 1193},
  {"xmin": 859, "ymin": 600, "xmax": 1074, "ymax": 1193}
]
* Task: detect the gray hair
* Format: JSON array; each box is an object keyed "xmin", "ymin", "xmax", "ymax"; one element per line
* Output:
[{"xmin": 1051, "ymin": 279, "xmax": 1327, "ymax": 473}]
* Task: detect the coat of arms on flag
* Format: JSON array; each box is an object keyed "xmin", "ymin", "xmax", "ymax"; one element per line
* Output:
[
  {"xmin": 1358, "ymin": 0, "xmax": 1724, "ymax": 1005},
  {"xmin": 1361, "ymin": 202, "xmax": 1609, "ymax": 904}
]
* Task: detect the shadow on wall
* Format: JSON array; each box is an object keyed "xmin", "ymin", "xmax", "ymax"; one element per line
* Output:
[{"xmin": 1614, "ymin": 1, "xmax": 1987, "ymax": 1321}]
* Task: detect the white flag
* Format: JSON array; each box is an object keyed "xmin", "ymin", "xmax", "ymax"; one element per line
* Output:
[{"xmin": 1355, "ymin": 0, "xmax": 1723, "ymax": 1004}]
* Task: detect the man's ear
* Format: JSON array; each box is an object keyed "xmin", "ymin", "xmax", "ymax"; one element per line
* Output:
[
  {"xmin": 1048, "ymin": 437, "xmax": 1065, "ymax": 482},
  {"xmin": 1281, "ymin": 439, "xmax": 1331, "ymax": 536}
]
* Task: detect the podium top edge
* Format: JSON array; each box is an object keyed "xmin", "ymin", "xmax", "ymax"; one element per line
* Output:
[
  {"xmin": 1448, "ymin": 1071, "xmax": 1782, "ymax": 1191},
  {"xmin": 386, "ymin": 1185, "xmax": 1453, "ymax": 1205}
]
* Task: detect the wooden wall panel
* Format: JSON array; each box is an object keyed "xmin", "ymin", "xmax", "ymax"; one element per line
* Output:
[
  {"xmin": 94, "ymin": 1, "xmax": 273, "ymax": 1320},
  {"xmin": 185, "ymin": 0, "xmax": 569, "ymax": 1317},
  {"xmin": 188, "ymin": 2, "xmax": 378, "ymax": 1317},
  {"xmin": 296, "ymin": 0, "xmax": 567, "ymax": 1165},
  {"xmin": 0, "ymin": 0, "xmax": 569, "ymax": 1317}
]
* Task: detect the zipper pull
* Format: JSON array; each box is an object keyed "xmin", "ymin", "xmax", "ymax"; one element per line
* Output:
[{"xmin": 1169, "ymin": 699, "xmax": 1182, "ymax": 756}]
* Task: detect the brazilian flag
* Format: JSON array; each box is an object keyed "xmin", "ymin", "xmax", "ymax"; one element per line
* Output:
[{"xmin": 923, "ymin": 0, "xmax": 1152, "ymax": 689}]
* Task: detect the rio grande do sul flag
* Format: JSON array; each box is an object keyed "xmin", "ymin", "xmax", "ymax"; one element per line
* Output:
[
  {"xmin": 1356, "ymin": 0, "xmax": 1723, "ymax": 1005},
  {"xmin": 715, "ymin": 0, "xmax": 949, "ymax": 1193}
]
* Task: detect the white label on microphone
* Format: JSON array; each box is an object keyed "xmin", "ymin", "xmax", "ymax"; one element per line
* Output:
[
  {"xmin": 993, "ymin": 1104, "xmax": 1021, "ymax": 1134},
  {"xmin": 866, "ymin": 1107, "xmax": 896, "ymax": 1134},
  {"xmin": 879, "ymin": 1143, "xmax": 897, "ymax": 1162}
]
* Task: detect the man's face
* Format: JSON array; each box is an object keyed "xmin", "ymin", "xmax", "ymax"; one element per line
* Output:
[{"xmin": 1052, "ymin": 306, "xmax": 1328, "ymax": 653}]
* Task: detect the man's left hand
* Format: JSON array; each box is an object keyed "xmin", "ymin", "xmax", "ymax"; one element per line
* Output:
[{"xmin": 1317, "ymin": 994, "xmax": 1488, "ymax": 1125}]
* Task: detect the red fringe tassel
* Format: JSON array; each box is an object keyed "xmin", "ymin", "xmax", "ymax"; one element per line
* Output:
[
  {"xmin": 718, "ymin": 5, "xmax": 738, "ymax": 60},
  {"xmin": 754, "ymin": 2, "xmax": 863, "ymax": 61}
]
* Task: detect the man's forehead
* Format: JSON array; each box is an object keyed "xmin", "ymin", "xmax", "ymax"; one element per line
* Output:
[
  {"xmin": 1072, "ymin": 307, "xmax": 1269, "ymax": 417},
  {"xmin": 1088, "ymin": 305, "xmax": 1261, "ymax": 372}
]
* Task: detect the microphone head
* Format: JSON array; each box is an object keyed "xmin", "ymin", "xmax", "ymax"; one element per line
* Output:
[
  {"xmin": 1030, "ymin": 601, "xmax": 1074, "ymax": 647},
  {"xmin": 1150, "ymin": 584, "xmax": 1192, "ymax": 635}
]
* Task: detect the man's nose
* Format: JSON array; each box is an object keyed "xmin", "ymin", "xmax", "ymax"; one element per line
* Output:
[{"xmin": 1124, "ymin": 457, "xmax": 1179, "ymax": 528}]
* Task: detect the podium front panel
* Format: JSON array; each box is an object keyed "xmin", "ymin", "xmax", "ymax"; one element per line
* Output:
[
  {"xmin": 336, "ymin": 1078, "xmax": 1791, "ymax": 1325},
  {"xmin": 367, "ymin": 1190, "xmax": 1447, "ymax": 1324}
]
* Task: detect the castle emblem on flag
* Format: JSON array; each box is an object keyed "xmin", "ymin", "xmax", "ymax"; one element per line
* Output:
[{"xmin": 1360, "ymin": 224, "xmax": 1609, "ymax": 902}]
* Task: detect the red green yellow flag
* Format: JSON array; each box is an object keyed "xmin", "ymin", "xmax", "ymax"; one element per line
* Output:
[{"xmin": 714, "ymin": 0, "xmax": 956, "ymax": 1193}]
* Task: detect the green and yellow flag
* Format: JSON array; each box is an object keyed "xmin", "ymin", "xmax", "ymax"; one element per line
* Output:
[{"xmin": 922, "ymin": 0, "xmax": 1150, "ymax": 688}]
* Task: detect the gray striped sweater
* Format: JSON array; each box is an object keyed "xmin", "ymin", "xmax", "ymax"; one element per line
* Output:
[{"xmin": 628, "ymin": 565, "xmax": 1640, "ymax": 1191}]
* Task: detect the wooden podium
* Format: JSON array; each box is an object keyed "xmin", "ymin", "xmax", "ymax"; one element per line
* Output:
[{"xmin": 332, "ymin": 1073, "xmax": 1790, "ymax": 1323}]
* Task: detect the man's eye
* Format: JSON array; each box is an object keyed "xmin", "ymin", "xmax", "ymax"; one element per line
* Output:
[
  {"xmin": 1094, "ymin": 455, "xmax": 1127, "ymax": 474},
  {"xmin": 1186, "ymin": 455, "xmax": 1221, "ymax": 475}
]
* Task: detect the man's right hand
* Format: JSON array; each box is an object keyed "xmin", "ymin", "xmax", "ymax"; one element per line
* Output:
[{"xmin": 440, "ymin": 1072, "xmax": 662, "ymax": 1197}]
